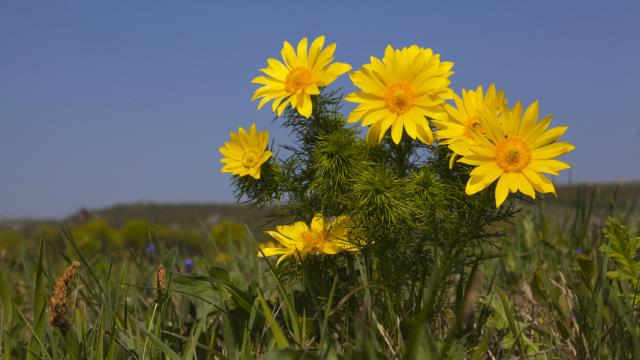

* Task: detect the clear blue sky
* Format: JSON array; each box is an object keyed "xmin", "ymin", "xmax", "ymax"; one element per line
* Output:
[{"xmin": 1, "ymin": 1, "xmax": 638, "ymax": 218}]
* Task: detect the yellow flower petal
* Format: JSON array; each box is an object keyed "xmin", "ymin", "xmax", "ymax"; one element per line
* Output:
[
  {"xmin": 495, "ymin": 175, "xmax": 510, "ymax": 207},
  {"xmin": 532, "ymin": 142, "xmax": 575, "ymax": 160},
  {"xmin": 297, "ymin": 94, "xmax": 312, "ymax": 118},
  {"xmin": 296, "ymin": 37, "xmax": 308, "ymax": 67},
  {"xmin": 308, "ymin": 35, "xmax": 325, "ymax": 68},
  {"xmin": 281, "ymin": 41, "xmax": 297, "ymax": 68},
  {"xmin": 310, "ymin": 214, "xmax": 325, "ymax": 232}
]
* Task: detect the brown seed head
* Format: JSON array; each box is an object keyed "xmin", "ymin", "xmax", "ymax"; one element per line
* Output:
[
  {"xmin": 152, "ymin": 264, "xmax": 168, "ymax": 302},
  {"xmin": 154, "ymin": 264, "xmax": 167, "ymax": 290},
  {"xmin": 48, "ymin": 261, "xmax": 80, "ymax": 333}
]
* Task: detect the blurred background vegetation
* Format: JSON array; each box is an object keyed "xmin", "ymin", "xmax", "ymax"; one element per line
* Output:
[
  {"xmin": 0, "ymin": 202, "xmax": 278, "ymax": 256},
  {"xmin": 1, "ymin": 183, "xmax": 637, "ymax": 257}
]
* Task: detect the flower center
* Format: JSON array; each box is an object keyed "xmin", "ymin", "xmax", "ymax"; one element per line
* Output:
[
  {"xmin": 385, "ymin": 83, "xmax": 415, "ymax": 114},
  {"xmin": 241, "ymin": 150, "xmax": 259, "ymax": 168},
  {"xmin": 463, "ymin": 115, "xmax": 483, "ymax": 137},
  {"xmin": 302, "ymin": 230, "xmax": 325, "ymax": 247},
  {"xmin": 285, "ymin": 67, "xmax": 313, "ymax": 93},
  {"xmin": 495, "ymin": 136, "xmax": 532, "ymax": 172}
]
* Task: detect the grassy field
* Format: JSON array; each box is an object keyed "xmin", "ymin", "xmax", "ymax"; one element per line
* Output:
[{"xmin": 0, "ymin": 182, "xmax": 638, "ymax": 359}]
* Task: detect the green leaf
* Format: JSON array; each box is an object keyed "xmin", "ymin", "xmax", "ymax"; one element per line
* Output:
[
  {"xmin": 258, "ymin": 294, "xmax": 290, "ymax": 349},
  {"xmin": 221, "ymin": 311, "xmax": 237, "ymax": 359},
  {"xmin": 169, "ymin": 272, "xmax": 225, "ymax": 299},
  {"xmin": 0, "ymin": 269, "xmax": 13, "ymax": 359},
  {"xmin": 138, "ymin": 326, "xmax": 182, "ymax": 360},
  {"xmin": 601, "ymin": 217, "xmax": 640, "ymax": 303},
  {"xmin": 15, "ymin": 304, "xmax": 52, "ymax": 360},
  {"xmin": 95, "ymin": 305, "xmax": 104, "ymax": 360},
  {"xmin": 26, "ymin": 236, "xmax": 47, "ymax": 360},
  {"xmin": 0, "ymin": 269, "xmax": 12, "ymax": 327},
  {"xmin": 498, "ymin": 291, "xmax": 527, "ymax": 358}
]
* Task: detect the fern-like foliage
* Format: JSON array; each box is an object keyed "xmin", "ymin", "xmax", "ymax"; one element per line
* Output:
[
  {"xmin": 483, "ymin": 295, "xmax": 544, "ymax": 358},
  {"xmin": 601, "ymin": 217, "xmax": 640, "ymax": 303}
]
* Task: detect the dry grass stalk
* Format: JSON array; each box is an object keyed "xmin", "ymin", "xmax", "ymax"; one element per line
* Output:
[
  {"xmin": 153, "ymin": 264, "xmax": 167, "ymax": 301},
  {"xmin": 48, "ymin": 261, "xmax": 80, "ymax": 333}
]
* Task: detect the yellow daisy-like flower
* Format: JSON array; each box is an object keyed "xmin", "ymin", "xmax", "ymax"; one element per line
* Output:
[
  {"xmin": 432, "ymin": 84, "xmax": 506, "ymax": 167},
  {"xmin": 251, "ymin": 36, "xmax": 352, "ymax": 118},
  {"xmin": 460, "ymin": 101, "xmax": 575, "ymax": 207},
  {"xmin": 258, "ymin": 214, "xmax": 359, "ymax": 266},
  {"xmin": 219, "ymin": 123, "xmax": 272, "ymax": 180},
  {"xmin": 345, "ymin": 45, "xmax": 454, "ymax": 146}
]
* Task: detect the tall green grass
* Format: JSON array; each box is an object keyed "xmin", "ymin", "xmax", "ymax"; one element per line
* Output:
[{"xmin": 0, "ymin": 187, "xmax": 638, "ymax": 359}]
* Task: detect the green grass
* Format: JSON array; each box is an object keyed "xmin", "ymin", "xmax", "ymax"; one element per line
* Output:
[{"xmin": 0, "ymin": 184, "xmax": 639, "ymax": 359}]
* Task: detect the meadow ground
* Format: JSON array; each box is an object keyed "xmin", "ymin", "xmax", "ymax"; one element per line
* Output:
[{"xmin": 0, "ymin": 182, "xmax": 638, "ymax": 359}]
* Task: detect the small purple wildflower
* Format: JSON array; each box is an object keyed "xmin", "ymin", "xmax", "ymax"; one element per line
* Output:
[
  {"xmin": 184, "ymin": 258, "xmax": 194, "ymax": 273},
  {"xmin": 145, "ymin": 242, "xmax": 156, "ymax": 255}
]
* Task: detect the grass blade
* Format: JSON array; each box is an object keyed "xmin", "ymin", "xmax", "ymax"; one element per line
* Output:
[{"xmin": 258, "ymin": 293, "xmax": 290, "ymax": 349}]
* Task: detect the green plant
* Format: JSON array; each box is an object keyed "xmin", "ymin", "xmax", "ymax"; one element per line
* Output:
[
  {"xmin": 227, "ymin": 86, "xmax": 526, "ymax": 357},
  {"xmin": 120, "ymin": 219, "xmax": 152, "ymax": 248},
  {"xmin": 601, "ymin": 218, "xmax": 640, "ymax": 303}
]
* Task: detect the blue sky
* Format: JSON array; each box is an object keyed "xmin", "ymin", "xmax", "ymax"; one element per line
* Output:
[{"xmin": 1, "ymin": 1, "xmax": 638, "ymax": 218}]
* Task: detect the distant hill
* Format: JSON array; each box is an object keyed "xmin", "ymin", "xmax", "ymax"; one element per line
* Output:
[
  {"xmin": 0, "ymin": 202, "xmax": 277, "ymax": 236},
  {"xmin": 64, "ymin": 202, "xmax": 276, "ymax": 228},
  {"xmin": 550, "ymin": 182, "xmax": 639, "ymax": 216},
  {"xmin": 1, "ymin": 182, "xmax": 638, "ymax": 233}
]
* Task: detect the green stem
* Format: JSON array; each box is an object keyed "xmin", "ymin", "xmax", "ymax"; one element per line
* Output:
[
  {"xmin": 392, "ymin": 137, "xmax": 413, "ymax": 176},
  {"xmin": 405, "ymin": 246, "xmax": 463, "ymax": 358}
]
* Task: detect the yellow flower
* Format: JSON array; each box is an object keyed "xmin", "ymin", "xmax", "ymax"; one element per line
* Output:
[
  {"xmin": 259, "ymin": 214, "xmax": 359, "ymax": 266},
  {"xmin": 251, "ymin": 36, "xmax": 352, "ymax": 118},
  {"xmin": 432, "ymin": 84, "xmax": 506, "ymax": 167},
  {"xmin": 345, "ymin": 45, "xmax": 454, "ymax": 146},
  {"xmin": 460, "ymin": 101, "xmax": 575, "ymax": 207},
  {"xmin": 214, "ymin": 252, "xmax": 231, "ymax": 264},
  {"xmin": 219, "ymin": 123, "xmax": 272, "ymax": 179}
]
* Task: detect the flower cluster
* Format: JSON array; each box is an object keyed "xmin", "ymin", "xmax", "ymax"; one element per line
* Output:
[
  {"xmin": 433, "ymin": 84, "xmax": 507, "ymax": 167},
  {"xmin": 219, "ymin": 35, "xmax": 574, "ymax": 264}
]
